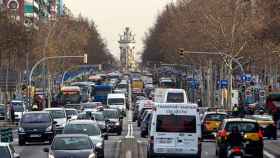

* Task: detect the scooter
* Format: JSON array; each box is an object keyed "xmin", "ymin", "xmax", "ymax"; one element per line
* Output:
[{"xmin": 227, "ymin": 146, "xmax": 245, "ymax": 158}]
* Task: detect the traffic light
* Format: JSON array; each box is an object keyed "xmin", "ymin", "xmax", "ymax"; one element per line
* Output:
[
  {"xmin": 177, "ymin": 48, "xmax": 185, "ymax": 58},
  {"xmin": 83, "ymin": 54, "xmax": 88, "ymax": 64}
]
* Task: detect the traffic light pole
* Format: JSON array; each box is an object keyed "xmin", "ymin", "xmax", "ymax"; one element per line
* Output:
[
  {"xmin": 28, "ymin": 55, "xmax": 87, "ymax": 109},
  {"xmin": 177, "ymin": 50, "xmax": 246, "ymax": 109}
]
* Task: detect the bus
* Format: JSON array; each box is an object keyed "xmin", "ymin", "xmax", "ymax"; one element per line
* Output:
[{"xmin": 93, "ymin": 84, "xmax": 113, "ymax": 104}]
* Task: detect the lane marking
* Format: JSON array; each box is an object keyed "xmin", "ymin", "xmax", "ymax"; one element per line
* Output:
[
  {"xmin": 264, "ymin": 150, "xmax": 276, "ymax": 158},
  {"xmin": 125, "ymin": 150, "xmax": 132, "ymax": 158}
]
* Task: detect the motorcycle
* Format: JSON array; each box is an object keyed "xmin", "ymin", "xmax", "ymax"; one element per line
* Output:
[{"xmin": 227, "ymin": 146, "xmax": 244, "ymax": 158}]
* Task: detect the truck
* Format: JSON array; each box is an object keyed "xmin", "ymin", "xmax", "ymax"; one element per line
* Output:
[
  {"xmin": 132, "ymin": 79, "xmax": 144, "ymax": 91},
  {"xmin": 93, "ymin": 84, "xmax": 113, "ymax": 104}
]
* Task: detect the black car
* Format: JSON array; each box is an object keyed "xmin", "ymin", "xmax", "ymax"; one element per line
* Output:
[
  {"xmin": 103, "ymin": 109, "xmax": 123, "ymax": 135},
  {"xmin": 0, "ymin": 105, "xmax": 6, "ymax": 120},
  {"xmin": 18, "ymin": 111, "xmax": 56, "ymax": 145},
  {"xmin": 140, "ymin": 110, "xmax": 152, "ymax": 137},
  {"xmin": 44, "ymin": 134, "xmax": 96, "ymax": 158}
]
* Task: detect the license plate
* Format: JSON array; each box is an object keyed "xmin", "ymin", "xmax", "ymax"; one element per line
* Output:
[
  {"xmin": 30, "ymin": 134, "xmax": 41, "ymax": 138},
  {"xmin": 167, "ymin": 148, "xmax": 182, "ymax": 153},
  {"xmin": 159, "ymin": 139, "xmax": 172, "ymax": 144},
  {"xmin": 233, "ymin": 156, "xmax": 241, "ymax": 158}
]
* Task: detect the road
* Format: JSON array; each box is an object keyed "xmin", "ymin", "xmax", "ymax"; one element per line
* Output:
[{"xmin": 12, "ymin": 110, "xmax": 280, "ymax": 158}]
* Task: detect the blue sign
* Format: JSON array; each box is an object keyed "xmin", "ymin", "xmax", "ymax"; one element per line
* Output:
[
  {"xmin": 189, "ymin": 79, "xmax": 199, "ymax": 89},
  {"xmin": 241, "ymin": 74, "xmax": 252, "ymax": 82},
  {"xmin": 220, "ymin": 80, "xmax": 228, "ymax": 88}
]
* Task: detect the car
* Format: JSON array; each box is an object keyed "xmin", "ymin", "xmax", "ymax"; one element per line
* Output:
[
  {"xmin": 103, "ymin": 109, "xmax": 123, "ymax": 135},
  {"xmin": 138, "ymin": 109, "xmax": 152, "ymax": 127},
  {"xmin": 44, "ymin": 134, "xmax": 96, "ymax": 158},
  {"xmin": 18, "ymin": 111, "xmax": 56, "ymax": 145},
  {"xmin": 248, "ymin": 114, "xmax": 277, "ymax": 139},
  {"xmin": 215, "ymin": 118, "xmax": 264, "ymax": 158},
  {"xmin": 81, "ymin": 102, "xmax": 103, "ymax": 111},
  {"xmin": 65, "ymin": 108, "xmax": 78, "ymax": 120},
  {"xmin": 201, "ymin": 112, "xmax": 227, "ymax": 138},
  {"xmin": 10, "ymin": 100, "xmax": 26, "ymax": 122},
  {"xmin": 91, "ymin": 112, "xmax": 107, "ymax": 132},
  {"xmin": 44, "ymin": 108, "xmax": 67, "ymax": 134},
  {"xmin": 63, "ymin": 120, "xmax": 107, "ymax": 158},
  {"xmin": 77, "ymin": 111, "xmax": 95, "ymax": 120},
  {"xmin": 140, "ymin": 110, "xmax": 153, "ymax": 137},
  {"xmin": 0, "ymin": 142, "xmax": 20, "ymax": 158},
  {"xmin": 107, "ymin": 93, "xmax": 126, "ymax": 116},
  {"xmin": 0, "ymin": 104, "xmax": 6, "ymax": 120}
]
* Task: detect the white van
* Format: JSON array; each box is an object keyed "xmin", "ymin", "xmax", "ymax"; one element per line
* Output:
[
  {"xmin": 154, "ymin": 88, "xmax": 188, "ymax": 103},
  {"xmin": 148, "ymin": 103, "xmax": 201, "ymax": 158},
  {"xmin": 107, "ymin": 93, "xmax": 126, "ymax": 114},
  {"xmin": 10, "ymin": 100, "xmax": 26, "ymax": 122}
]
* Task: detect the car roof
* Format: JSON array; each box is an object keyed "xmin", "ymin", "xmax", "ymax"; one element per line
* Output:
[
  {"xmin": 65, "ymin": 108, "xmax": 77, "ymax": 111},
  {"xmin": 107, "ymin": 93, "xmax": 125, "ymax": 98},
  {"xmin": 24, "ymin": 111, "xmax": 50, "ymax": 115},
  {"xmin": 67, "ymin": 120, "xmax": 97, "ymax": 125},
  {"xmin": 44, "ymin": 108, "xmax": 65, "ymax": 111},
  {"xmin": 225, "ymin": 118, "xmax": 257, "ymax": 123},
  {"xmin": 54, "ymin": 134, "xmax": 90, "ymax": 138},
  {"xmin": 205, "ymin": 111, "xmax": 227, "ymax": 115}
]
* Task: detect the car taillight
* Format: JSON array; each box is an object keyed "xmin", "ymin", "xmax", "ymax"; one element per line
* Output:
[
  {"xmin": 258, "ymin": 130, "xmax": 263, "ymax": 139},
  {"xmin": 232, "ymin": 147, "xmax": 241, "ymax": 154},
  {"xmin": 149, "ymin": 136, "xmax": 154, "ymax": 144},
  {"xmin": 218, "ymin": 129, "xmax": 227, "ymax": 138}
]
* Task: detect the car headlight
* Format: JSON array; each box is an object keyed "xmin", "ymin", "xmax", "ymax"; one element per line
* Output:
[
  {"xmin": 48, "ymin": 153, "xmax": 55, "ymax": 158},
  {"xmin": 115, "ymin": 122, "xmax": 120, "ymax": 126},
  {"xmin": 46, "ymin": 125, "xmax": 52, "ymax": 132},
  {"xmin": 88, "ymin": 153, "xmax": 96, "ymax": 158},
  {"xmin": 96, "ymin": 142, "xmax": 103, "ymax": 149},
  {"xmin": 18, "ymin": 127, "xmax": 25, "ymax": 133}
]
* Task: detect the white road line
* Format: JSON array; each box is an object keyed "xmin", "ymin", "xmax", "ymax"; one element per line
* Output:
[
  {"xmin": 126, "ymin": 124, "xmax": 131, "ymax": 138},
  {"xmin": 130, "ymin": 123, "xmax": 134, "ymax": 137},
  {"xmin": 125, "ymin": 150, "xmax": 132, "ymax": 158},
  {"xmin": 264, "ymin": 150, "xmax": 276, "ymax": 158}
]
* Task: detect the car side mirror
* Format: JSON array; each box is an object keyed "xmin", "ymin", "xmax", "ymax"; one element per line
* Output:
[
  {"xmin": 120, "ymin": 116, "xmax": 123, "ymax": 120},
  {"xmin": 53, "ymin": 121, "xmax": 57, "ymax": 125},
  {"xmin": 102, "ymin": 133, "xmax": 108, "ymax": 140},
  {"xmin": 67, "ymin": 116, "xmax": 71, "ymax": 120},
  {"xmin": 43, "ymin": 147, "xmax": 49, "ymax": 153},
  {"xmin": 14, "ymin": 153, "xmax": 20, "ymax": 158}
]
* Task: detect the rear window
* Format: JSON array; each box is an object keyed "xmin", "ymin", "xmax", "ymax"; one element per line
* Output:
[
  {"xmin": 166, "ymin": 93, "xmax": 184, "ymax": 103},
  {"xmin": 225, "ymin": 122, "xmax": 259, "ymax": 133},
  {"xmin": 0, "ymin": 146, "xmax": 11, "ymax": 158},
  {"xmin": 21, "ymin": 113, "xmax": 51, "ymax": 123},
  {"xmin": 156, "ymin": 115, "xmax": 196, "ymax": 133},
  {"xmin": 205, "ymin": 114, "xmax": 226, "ymax": 121}
]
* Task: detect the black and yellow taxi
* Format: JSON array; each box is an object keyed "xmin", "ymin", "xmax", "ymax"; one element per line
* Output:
[
  {"xmin": 248, "ymin": 114, "xmax": 277, "ymax": 139},
  {"xmin": 215, "ymin": 118, "xmax": 263, "ymax": 158},
  {"xmin": 202, "ymin": 112, "xmax": 227, "ymax": 138}
]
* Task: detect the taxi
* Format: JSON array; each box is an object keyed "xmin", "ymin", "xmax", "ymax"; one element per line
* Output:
[
  {"xmin": 215, "ymin": 118, "xmax": 263, "ymax": 158},
  {"xmin": 248, "ymin": 114, "xmax": 277, "ymax": 139},
  {"xmin": 201, "ymin": 112, "xmax": 227, "ymax": 138}
]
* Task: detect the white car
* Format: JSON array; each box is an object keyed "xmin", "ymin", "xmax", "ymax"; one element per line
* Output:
[{"xmin": 44, "ymin": 108, "xmax": 67, "ymax": 133}]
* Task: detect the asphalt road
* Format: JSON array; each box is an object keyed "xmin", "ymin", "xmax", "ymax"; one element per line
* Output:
[{"xmin": 11, "ymin": 112, "xmax": 280, "ymax": 158}]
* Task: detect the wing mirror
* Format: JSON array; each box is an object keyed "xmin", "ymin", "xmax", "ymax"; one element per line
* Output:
[
  {"xmin": 43, "ymin": 147, "xmax": 49, "ymax": 153},
  {"xmin": 102, "ymin": 133, "xmax": 108, "ymax": 140}
]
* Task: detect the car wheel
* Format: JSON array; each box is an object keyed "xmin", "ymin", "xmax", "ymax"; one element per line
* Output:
[
  {"xmin": 117, "ymin": 131, "xmax": 122, "ymax": 135},
  {"xmin": 19, "ymin": 138, "xmax": 25, "ymax": 146},
  {"xmin": 218, "ymin": 148, "xmax": 226, "ymax": 158},
  {"xmin": 255, "ymin": 151, "xmax": 263, "ymax": 158}
]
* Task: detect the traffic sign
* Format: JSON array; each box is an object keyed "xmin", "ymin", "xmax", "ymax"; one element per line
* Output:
[
  {"xmin": 241, "ymin": 74, "xmax": 252, "ymax": 82},
  {"xmin": 220, "ymin": 80, "xmax": 228, "ymax": 88}
]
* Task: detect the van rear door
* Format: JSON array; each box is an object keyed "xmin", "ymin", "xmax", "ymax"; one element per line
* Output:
[{"xmin": 153, "ymin": 114, "xmax": 198, "ymax": 154}]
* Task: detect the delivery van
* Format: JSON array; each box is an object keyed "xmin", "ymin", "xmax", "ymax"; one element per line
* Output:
[
  {"xmin": 107, "ymin": 93, "xmax": 126, "ymax": 116},
  {"xmin": 154, "ymin": 88, "xmax": 188, "ymax": 103},
  {"xmin": 148, "ymin": 103, "xmax": 201, "ymax": 158}
]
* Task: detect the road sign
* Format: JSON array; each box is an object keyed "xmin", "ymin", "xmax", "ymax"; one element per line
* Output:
[{"xmin": 220, "ymin": 80, "xmax": 228, "ymax": 88}]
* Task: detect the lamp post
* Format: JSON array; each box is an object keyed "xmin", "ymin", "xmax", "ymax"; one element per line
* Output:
[{"xmin": 28, "ymin": 54, "xmax": 87, "ymax": 109}]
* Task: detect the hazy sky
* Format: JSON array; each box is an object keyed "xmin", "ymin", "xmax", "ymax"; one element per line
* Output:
[{"xmin": 64, "ymin": 0, "xmax": 172, "ymax": 59}]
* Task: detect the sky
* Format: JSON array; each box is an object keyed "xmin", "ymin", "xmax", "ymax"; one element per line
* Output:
[{"xmin": 64, "ymin": 0, "xmax": 172, "ymax": 60}]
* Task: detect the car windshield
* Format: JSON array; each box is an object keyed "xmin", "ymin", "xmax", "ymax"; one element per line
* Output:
[
  {"xmin": 11, "ymin": 102, "xmax": 24, "ymax": 112},
  {"xmin": 156, "ymin": 115, "xmax": 196, "ymax": 133},
  {"xmin": 205, "ymin": 114, "xmax": 226, "ymax": 121},
  {"xmin": 103, "ymin": 110, "xmax": 119, "ymax": 119},
  {"xmin": 252, "ymin": 115, "xmax": 273, "ymax": 121},
  {"xmin": 225, "ymin": 122, "xmax": 259, "ymax": 133},
  {"xmin": 21, "ymin": 113, "xmax": 51, "ymax": 123},
  {"xmin": 117, "ymin": 84, "xmax": 127, "ymax": 89},
  {"xmin": 77, "ymin": 113, "xmax": 91, "ymax": 120},
  {"xmin": 166, "ymin": 93, "xmax": 184, "ymax": 103},
  {"xmin": 108, "ymin": 98, "xmax": 124, "ymax": 105},
  {"xmin": 92, "ymin": 113, "xmax": 105, "ymax": 121},
  {"xmin": 66, "ymin": 110, "xmax": 77, "ymax": 117},
  {"xmin": 47, "ymin": 110, "xmax": 66, "ymax": 119},
  {"xmin": 62, "ymin": 93, "xmax": 81, "ymax": 104},
  {"xmin": 52, "ymin": 137, "xmax": 92, "ymax": 150},
  {"xmin": 0, "ymin": 146, "xmax": 11, "ymax": 158},
  {"xmin": 63, "ymin": 123, "xmax": 100, "ymax": 136}
]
